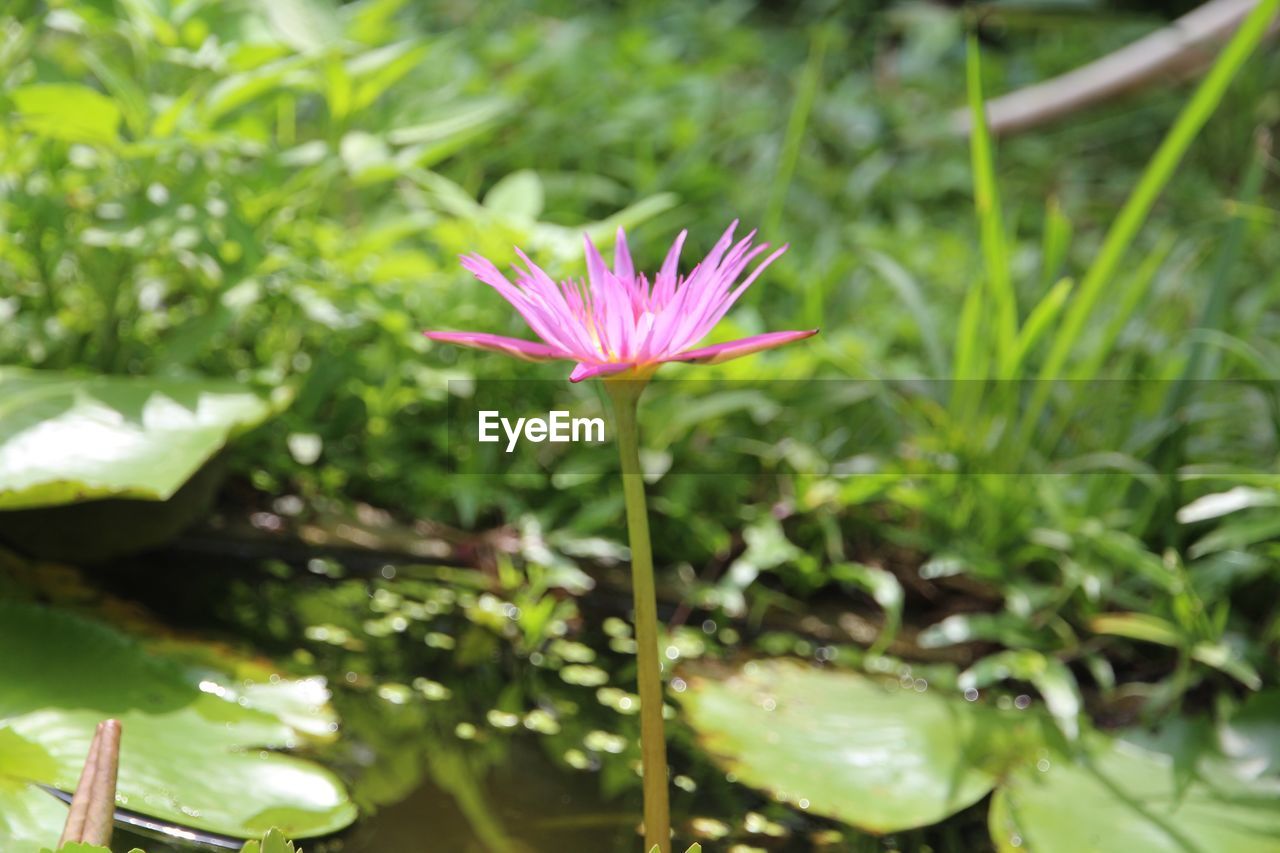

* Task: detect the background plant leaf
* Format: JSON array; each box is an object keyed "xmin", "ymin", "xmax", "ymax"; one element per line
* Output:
[
  {"xmin": 0, "ymin": 369, "xmax": 284, "ymax": 510},
  {"xmin": 10, "ymin": 83, "xmax": 121, "ymax": 145}
]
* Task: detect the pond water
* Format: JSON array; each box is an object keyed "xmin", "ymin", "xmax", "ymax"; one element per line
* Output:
[{"xmin": 101, "ymin": 540, "xmax": 987, "ymax": 853}]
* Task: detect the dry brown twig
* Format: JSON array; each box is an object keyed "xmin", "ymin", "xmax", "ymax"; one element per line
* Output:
[
  {"xmin": 58, "ymin": 719, "xmax": 121, "ymax": 848},
  {"xmin": 953, "ymin": 0, "xmax": 1279, "ymax": 137}
]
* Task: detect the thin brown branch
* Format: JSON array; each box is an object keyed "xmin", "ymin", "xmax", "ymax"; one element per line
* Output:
[
  {"xmin": 58, "ymin": 719, "xmax": 121, "ymax": 848},
  {"xmin": 953, "ymin": 0, "xmax": 1277, "ymax": 137}
]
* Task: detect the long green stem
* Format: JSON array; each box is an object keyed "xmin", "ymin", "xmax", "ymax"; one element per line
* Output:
[{"xmin": 606, "ymin": 379, "xmax": 670, "ymax": 853}]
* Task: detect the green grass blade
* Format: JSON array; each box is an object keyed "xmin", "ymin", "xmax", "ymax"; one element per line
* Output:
[
  {"xmin": 764, "ymin": 25, "xmax": 832, "ymax": 236},
  {"xmin": 1019, "ymin": 0, "xmax": 1279, "ymax": 448},
  {"xmin": 1039, "ymin": 196, "xmax": 1073, "ymax": 294},
  {"xmin": 950, "ymin": 269, "xmax": 988, "ymax": 422},
  {"xmin": 1010, "ymin": 277, "xmax": 1073, "ymax": 373},
  {"xmin": 865, "ymin": 249, "xmax": 947, "ymax": 377},
  {"xmin": 1134, "ymin": 134, "xmax": 1271, "ymax": 537},
  {"xmin": 1071, "ymin": 233, "xmax": 1176, "ymax": 380},
  {"xmin": 1185, "ymin": 131, "xmax": 1269, "ymax": 383},
  {"xmin": 1036, "ymin": 0, "xmax": 1279, "ymax": 383},
  {"xmin": 966, "ymin": 35, "xmax": 1018, "ymax": 378}
]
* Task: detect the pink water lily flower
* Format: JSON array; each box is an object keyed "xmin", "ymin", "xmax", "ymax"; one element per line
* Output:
[{"xmin": 425, "ymin": 222, "xmax": 817, "ymax": 382}]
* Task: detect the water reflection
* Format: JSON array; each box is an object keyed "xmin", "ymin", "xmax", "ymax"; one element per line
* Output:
[{"xmin": 97, "ymin": 545, "xmax": 987, "ymax": 853}]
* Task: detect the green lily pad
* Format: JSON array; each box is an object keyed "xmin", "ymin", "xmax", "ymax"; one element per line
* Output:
[
  {"xmin": 991, "ymin": 725, "xmax": 1280, "ymax": 852},
  {"xmin": 0, "ymin": 603, "xmax": 356, "ymax": 850},
  {"xmin": 680, "ymin": 659, "xmax": 1042, "ymax": 834},
  {"xmin": 0, "ymin": 368, "xmax": 283, "ymax": 510}
]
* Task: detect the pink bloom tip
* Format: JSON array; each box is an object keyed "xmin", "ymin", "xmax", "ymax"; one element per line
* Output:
[{"xmin": 424, "ymin": 222, "xmax": 817, "ymax": 382}]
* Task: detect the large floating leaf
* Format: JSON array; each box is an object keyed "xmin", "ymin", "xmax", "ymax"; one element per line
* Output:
[
  {"xmin": 0, "ymin": 604, "xmax": 356, "ymax": 851},
  {"xmin": 680, "ymin": 660, "xmax": 1042, "ymax": 834},
  {"xmin": 991, "ymin": 720, "xmax": 1280, "ymax": 853},
  {"xmin": 0, "ymin": 369, "xmax": 282, "ymax": 510}
]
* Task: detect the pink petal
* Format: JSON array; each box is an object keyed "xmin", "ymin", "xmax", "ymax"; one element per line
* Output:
[
  {"xmin": 614, "ymin": 227, "xmax": 634, "ymax": 282},
  {"xmin": 583, "ymin": 233, "xmax": 612, "ymax": 297},
  {"xmin": 511, "ymin": 249, "xmax": 601, "ymax": 358},
  {"xmin": 663, "ymin": 240, "xmax": 775, "ymax": 355},
  {"xmin": 425, "ymin": 331, "xmax": 565, "ymax": 362},
  {"xmin": 666, "ymin": 329, "xmax": 818, "ymax": 365},
  {"xmin": 569, "ymin": 361, "xmax": 633, "ymax": 383},
  {"xmin": 653, "ymin": 229, "xmax": 687, "ymax": 306},
  {"xmin": 460, "ymin": 254, "xmax": 584, "ymax": 356},
  {"xmin": 698, "ymin": 243, "xmax": 789, "ymax": 334}
]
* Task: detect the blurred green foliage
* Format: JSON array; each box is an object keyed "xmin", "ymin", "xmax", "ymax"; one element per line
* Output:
[{"xmin": 3, "ymin": 0, "xmax": 1280, "ymax": 848}]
